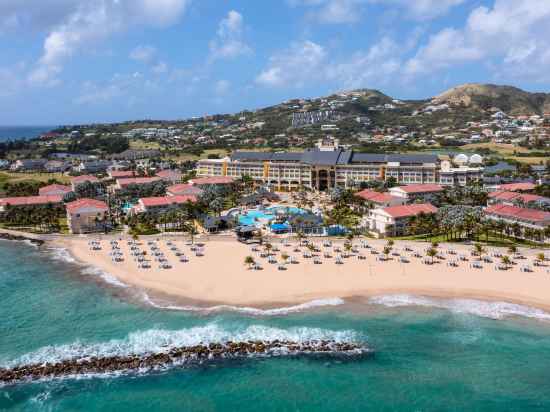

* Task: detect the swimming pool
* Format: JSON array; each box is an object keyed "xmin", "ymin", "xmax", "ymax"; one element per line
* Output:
[{"xmin": 238, "ymin": 206, "xmax": 307, "ymax": 227}]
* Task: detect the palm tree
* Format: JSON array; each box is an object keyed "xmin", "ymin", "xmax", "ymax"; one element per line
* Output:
[
  {"xmin": 501, "ymin": 255, "xmax": 512, "ymax": 270},
  {"xmin": 473, "ymin": 243, "xmax": 486, "ymax": 259},
  {"xmin": 345, "ymin": 242, "xmax": 353, "ymax": 256},
  {"xmin": 382, "ymin": 246, "xmax": 391, "ymax": 261},
  {"xmin": 264, "ymin": 242, "xmax": 273, "ymax": 254},
  {"xmin": 281, "ymin": 252, "xmax": 289, "ymax": 264},
  {"xmin": 244, "ymin": 255, "xmax": 255, "ymax": 270},
  {"xmin": 426, "ymin": 247, "xmax": 438, "ymax": 264},
  {"xmin": 536, "ymin": 253, "xmax": 546, "ymax": 265},
  {"xmin": 507, "ymin": 245, "xmax": 517, "ymax": 255},
  {"xmin": 386, "ymin": 239, "xmax": 394, "ymax": 249}
]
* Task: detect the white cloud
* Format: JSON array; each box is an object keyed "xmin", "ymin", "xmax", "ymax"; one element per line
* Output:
[
  {"xmin": 27, "ymin": 0, "xmax": 190, "ymax": 86},
  {"xmin": 256, "ymin": 40, "xmax": 327, "ymax": 87},
  {"xmin": 289, "ymin": 0, "xmax": 363, "ymax": 24},
  {"xmin": 404, "ymin": 0, "xmax": 550, "ymax": 81},
  {"xmin": 209, "ymin": 10, "xmax": 251, "ymax": 60},
  {"xmin": 214, "ymin": 79, "xmax": 231, "ymax": 95},
  {"xmin": 152, "ymin": 61, "xmax": 169, "ymax": 74},
  {"xmin": 130, "ymin": 45, "xmax": 157, "ymax": 63},
  {"xmin": 326, "ymin": 37, "xmax": 402, "ymax": 89},
  {"xmin": 372, "ymin": 0, "xmax": 465, "ymax": 20},
  {"xmin": 74, "ymin": 72, "xmax": 147, "ymax": 105}
]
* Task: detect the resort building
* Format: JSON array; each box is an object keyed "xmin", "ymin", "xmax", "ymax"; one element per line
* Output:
[
  {"xmin": 134, "ymin": 195, "xmax": 197, "ymax": 214},
  {"xmin": 156, "ymin": 169, "xmax": 182, "ymax": 184},
  {"xmin": 71, "ymin": 175, "xmax": 99, "ymax": 191},
  {"xmin": 113, "ymin": 177, "xmax": 162, "ymax": 191},
  {"xmin": 355, "ymin": 189, "xmax": 405, "ymax": 207},
  {"xmin": 108, "ymin": 170, "xmax": 136, "ymax": 179},
  {"xmin": 196, "ymin": 139, "xmax": 481, "ymax": 191},
  {"xmin": 66, "ymin": 198, "xmax": 109, "ymax": 234},
  {"xmin": 389, "ymin": 184, "xmax": 444, "ymax": 203},
  {"xmin": 188, "ymin": 176, "xmax": 235, "ymax": 187},
  {"xmin": 487, "ymin": 191, "xmax": 550, "ymax": 208},
  {"xmin": 38, "ymin": 184, "xmax": 72, "ymax": 197},
  {"xmin": 484, "ymin": 204, "xmax": 550, "ymax": 242},
  {"xmin": 0, "ymin": 195, "xmax": 63, "ymax": 212},
  {"xmin": 438, "ymin": 160, "xmax": 483, "ymax": 186},
  {"xmin": 167, "ymin": 184, "xmax": 204, "ymax": 197},
  {"xmin": 367, "ymin": 203, "xmax": 438, "ymax": 237},
  {"xmin": 494, "ymin": 182, "xmax": 536, "ymax": 193}
]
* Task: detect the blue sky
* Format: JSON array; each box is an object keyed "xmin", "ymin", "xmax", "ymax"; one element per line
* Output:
[{"xmin": 1, "ymin": 0, "xmax": 549, "ymax": 125}]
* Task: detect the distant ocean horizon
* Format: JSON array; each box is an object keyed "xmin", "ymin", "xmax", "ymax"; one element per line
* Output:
[{"xmin": 0, "ymin": 125, "xmax": 57, "ymax": 141}]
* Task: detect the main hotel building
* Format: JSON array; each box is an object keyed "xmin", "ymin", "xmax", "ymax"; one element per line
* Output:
[{"xmin": 197, "ymin": 140, "xmax": 483, "ymax": 191}]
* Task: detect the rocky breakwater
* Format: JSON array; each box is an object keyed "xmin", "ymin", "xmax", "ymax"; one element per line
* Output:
[
  {"xmin": 0, "ymin": 232, "xmax": 44, "ymax": 246},
  {"xmin": 0, "ymin": 340, "xmax": 370, "ymax": 385}
]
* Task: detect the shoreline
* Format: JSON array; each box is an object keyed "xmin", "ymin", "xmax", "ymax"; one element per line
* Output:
[{"xmin": 44, "ymin": 233, "xmax": 550, "ymax": 316}]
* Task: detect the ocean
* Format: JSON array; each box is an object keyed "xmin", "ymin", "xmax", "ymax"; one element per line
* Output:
[
  {"xmin": 2, "ymin": 240, "xmax": 550, "ymax": 411},
  {"xmin": 0, "ymin": 126, "xmax": 56, "ymax": 141}
]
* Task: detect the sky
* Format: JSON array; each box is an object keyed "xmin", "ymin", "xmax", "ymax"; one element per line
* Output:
[{"xmin": 1, "ymin": 0, "xmax": 550, "ymax": 125}]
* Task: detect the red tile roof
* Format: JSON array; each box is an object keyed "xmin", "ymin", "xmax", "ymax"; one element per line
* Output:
[
  {"xmin": 0, "ymin": 195, "xmax": 63, "ymax": 207},
  {"xmin": 190, "ymin": 176, "xmax": 235, "ymax": 185},
  {"xmin": 381, "ymin": 203, "xmax": 438, "ymax": 218},
  {"xmin": 65, "ymin": 198, "xmax": 108, "ymax": 213},
  {"xmin": 156, "ymin": 170, "xmax": 182, "ymax": 179},
  {"xmin": 139, "ymin": 195, "xmax": 197, "ymax": 208},
  {"xmin": 116, "ymin": 177, "xmax": 161, "ymax": 187},
  {"xmin": 356, "ymin": 189, "xmax": 398, "ymax": 204},
  {"xmin": 109, "ymin": 170, "xmax": 135, "ymax": 178},
  {"xmin": 394, "ymin": 184, "xmax": 444, "ymax": 194},
  {"xmin": 496, "ymin": 182, "xmax": 536, "ymax": 192},
  {"xmin": 167, "ymin": 184, "xmax": 204, "ymax": 196},
  {"xmin": 71, "ymin": 175, "xmax": 99, "ymax": 184},
  {"xmin": 38, "ymin": 184, "xmax": 72, "ymax": 196},
  {"xmin": 488, "ymin": 191, "xmax": 547, "ymax": 203},
  {"xmin": 485, "ymin": 204, "xmax": 550, "ymax": 223}
]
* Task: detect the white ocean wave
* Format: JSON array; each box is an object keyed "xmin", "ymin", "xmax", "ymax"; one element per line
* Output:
[
  {"xmin": 46, "ymin": 247, "xmax": 76, "ymax": 264},
  {"xmin": 81, "ymin": 266, "xmax": 128, "ymax": 288},
  {"xmin": 370, "ymin": 294, "xmax": 550, "ymax": 321},
  {"xmin": 142, "ymin": 293, "xmax": 345, "ymax": 316},
  {"xmin": 3, "ymin": 323, "xmax": 362, "ymax": 368}
]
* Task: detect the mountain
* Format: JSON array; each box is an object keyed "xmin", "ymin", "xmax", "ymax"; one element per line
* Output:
[{"xmin": 431, "ymin": 83, "xmax": 550, "ymax": 115}]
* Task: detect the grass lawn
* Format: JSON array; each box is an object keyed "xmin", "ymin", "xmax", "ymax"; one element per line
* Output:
[
  {"xmin": 462, "ymin": 143, "xmax": 531, "ymax": 155},
  {"xmin": 393, "ymin": 233, "xmax": 549, "ymax": 249},
  {"xmin": 129, "ymin": 139, "xmax": 162, "ymax": 150},
  {"xmin": 0, "ymin": 171, "xmax": 71, "ymax": 185}
]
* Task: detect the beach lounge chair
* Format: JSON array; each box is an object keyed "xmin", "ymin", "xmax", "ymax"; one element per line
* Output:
[
  {"xmin": 520, "ymin": 265, "xmax": 533, "ymax": 273},
  {"xmin": 253, "ymin": 264, "xmax": 263, "ymax": 271},
  {"xmin": 482, "ymin": 256, "xmax": 493, "ymax": 263},
  {"xmin": 314, "ymin": 257, "xmax": 322, "ymax": 264},
  {"xmin": 370, "ymin": 249, "xmax": 379, "ymax": 255},
  {"xmin": 400, "ymin": 257, "xmax": 410, "ymax": 263},
  {"xmin": 357, "ymin": 254, "xmax": 366, "ymax": 260},
  {"xmin": 470, "ymin": 262, "xmax": 483, "ymax": 269},
  {"xmin": 324, "ymin": 252, "xmax": 332, "ymax": 259},
  {"xmin": 290, "ymin": 256, "xmax": 298, "ymax": 264},
  {"xmin": 278, "ymin": 265, "xmax": 287, "ymax": 271},
  {"xmin": 179, "ymin": 255, "xmax": 189, "ymax": 263},
  {"xmin": 268, "ymin": 256, "xmax": 277, "ymax": 264},
  {"xmin": 335, "ymin": 256, "xmax": 344, "ymax": 265}
]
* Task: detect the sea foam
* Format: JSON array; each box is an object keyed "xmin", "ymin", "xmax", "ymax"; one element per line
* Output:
[
  {"xmin": 46, "ymin": 247, "xmax": 76, "ymax": 264},
  {"xmin": 3, "ymin": 323, "xmax": 362, "ymax": 368},
  {"xmin": 370, "ymin": 294, "xmax": 550, "ymax": 321},
  {"xmin": 141, "ymin": 293, "xmax": 345, "ymax": 316}
]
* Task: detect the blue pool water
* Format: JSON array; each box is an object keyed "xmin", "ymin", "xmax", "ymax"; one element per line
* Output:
[{"xmin": 238, "ymin": 206, "xmax": 306, "ymax": 227}]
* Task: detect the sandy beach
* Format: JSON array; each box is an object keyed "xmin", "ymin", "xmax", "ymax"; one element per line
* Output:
[{"xmin": 48, "ymin": 234, "xmax": 550, "ymax": 311}]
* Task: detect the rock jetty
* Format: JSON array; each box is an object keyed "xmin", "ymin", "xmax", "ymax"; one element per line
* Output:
[
  {"xmin": 0, "ymin": 232, "xmax": 44, "ymax": 246},
  {"xmin": 0, "ymin": 340, "xmax": 369, "ymax": 385}
]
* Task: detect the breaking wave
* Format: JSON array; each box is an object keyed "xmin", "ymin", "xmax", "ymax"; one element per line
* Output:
[
  {"xmin": 142, "ymin": 294, "xmax": 345, "ymax": 316},
  {"xmin": 46, "ymin": 247, "xmax": 76, "ymax": 264},
  {"xmin": 370, "ymin": 294, "xmax": 550, "ymax": 321},
  {"xmin": 3, "ymin": 323, "xmax": 363, "ymax": 368}
]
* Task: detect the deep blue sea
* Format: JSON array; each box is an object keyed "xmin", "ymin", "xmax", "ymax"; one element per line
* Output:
[
  {"xmin": 2, "ymin": 240, "xmax": 550, "ymax": 411},
  {"xmin": 0, "ymin": 126, "xmax": 56, "ymax": 141}
]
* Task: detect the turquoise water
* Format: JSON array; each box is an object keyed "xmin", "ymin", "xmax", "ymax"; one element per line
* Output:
[
  {"xmin": 2, "ymin": 241, "xmax": 550, "ymax": 411},
  {"xmin": 238, "ymin": 206, "xmax": 306, "ymax": 227}
]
